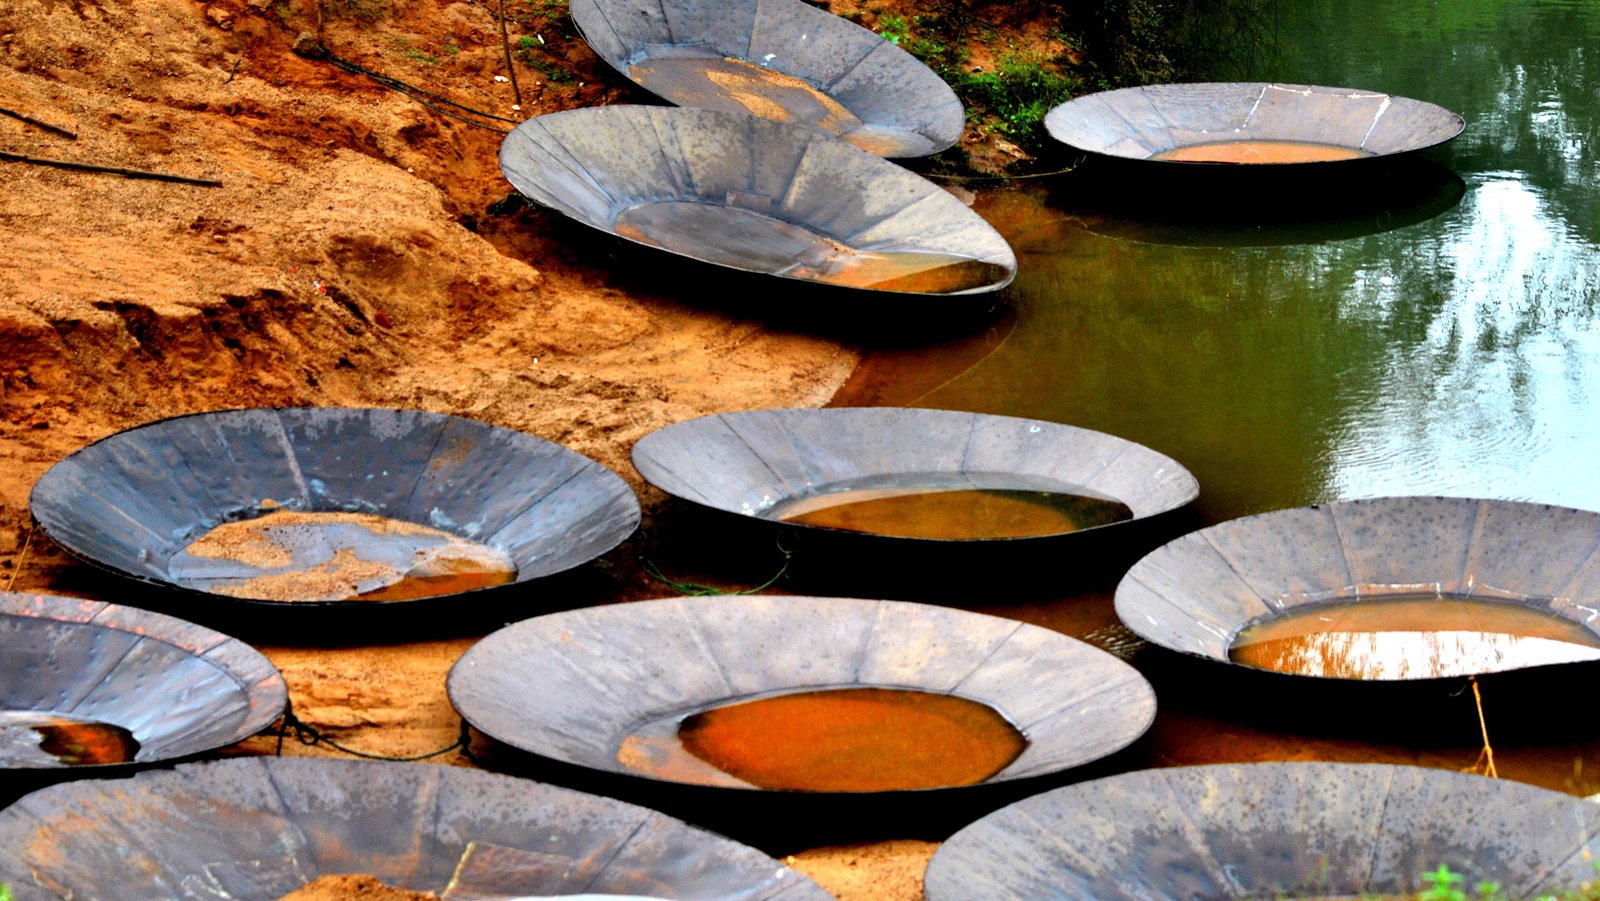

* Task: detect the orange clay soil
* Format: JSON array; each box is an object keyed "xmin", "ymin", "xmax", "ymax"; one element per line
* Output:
[{"xmin": 0, "ymin": 0, "xmax": 984, "ymax": 896}]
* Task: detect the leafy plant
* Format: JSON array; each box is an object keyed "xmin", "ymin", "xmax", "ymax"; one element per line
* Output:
[{"xmin": 514, "ymin": 36, "xmax": 576, "ymax": 83}]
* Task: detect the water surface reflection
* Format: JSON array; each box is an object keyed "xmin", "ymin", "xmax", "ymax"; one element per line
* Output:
[{"xmin": 834, "ymin": 0, "xmax": 1600, "ymax": 794}]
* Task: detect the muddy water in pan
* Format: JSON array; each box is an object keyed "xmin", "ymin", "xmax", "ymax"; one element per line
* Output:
[
  {"xmin": 1229, "ymin": 597, "xmax": 1600, "ymax": 679},
  {"xmin": 616, "ymin": 688, "xmax": 1026, "ymax": 792},
  {"xmin": 0, "ymin": 712, "xmax": 139, "ymax": 766},
  {"xmin": 769, "ymin": 475, "xmax": 1133, "ymax": 540},
  {"xmin": 829, "ymin": 1, "xmax": 1600, "ymax": 794},
  {"xmin": 1152, "ymin": 140, "xmax": 1372, "ymax": 164}
]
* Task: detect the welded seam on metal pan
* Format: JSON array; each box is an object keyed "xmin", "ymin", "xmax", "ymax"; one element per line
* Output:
[
  {"xmin": 1321, "ymin": 501, "xmax": 1363, "ymax": 599},
  {"xmin": 850, "ymin": 602, "xmax": 894, "ymax": 684},
  {"xmin": 267, "ymin": 410, "xmax": 313, "ymax": 504},
  {"xmin": 1357, "ymin": 95, "xmax": 1393, "ymax": 151},
  {"xmin": 1071, "ymin": 436, "xmax": 1129, "ymax": 491},
  {"xmin": 1154, "ymin": 767, "xmax": 1246, "ymax": 897},
  {"xmin": 955, "ymin": 412, "xmax": 979, "ymax": 486},
  {"xmin": 1554, "ymin": 525, "xmax": 1600, "ymax": 618},
  {"xmin": 1358, "ymin": 766, "xmax": 1400, "ymax": 891},
  {"xmin": 997, "ymin": 804, "xmax": 1131, "ymax": 900},
  {"xmin": 716, "ymin": 412, "xmax": 794, "ymax": 504},
  {"xmin": 52, "ymin": 620, "xmax": 146, "ymax": 716},
  {"xmin": 943, "ymin": 619, "xmax": 1029, "ymax": 698},
  {"xmin": 414, "ymin": 765, "xmax": 451, "ymax": 888},
  {"xmin": 1119, "ymin": 569, "xmax": 1236, "ymax": 652},
  {"xmin": 259, "ymin": 759, "xmax": 330, "ymax": 873},
  {"xmin": 161, "ymin": 416, "xmax": 238, "ymax": 529},
  {"xmin": 393, "ymin": 413, "xmax": 459, "ymax": 524},
  {"xmin": 1240, "ymin": 83, "xmax": 1270, "ymax": 131},
  {"xmin": 1007, "ymin": 664, "xmax": 1146, "ymax": 736},
  {"xmin": 643, "ymin": 108, "xmax": 698, "ymax": 199},
  {"xmin": 1520, "ymin": 797, "xmax": 1600, "ymax": 900},
  {"xmin": 772, "ymin": 136, "xmax": 826, "ymax": 231},
  {"xmin": 1460, "ymin": 497, "xmax": 1491, "ymax": 597},
  {"xmin": 672, "ymin": 598, "xmax": 737, "ymax": 700},
  {"xmin": 653, "ymin": 0, "xmax": 674, "ymax": 46},
  {"xmin": 576, "ymin": 808, "xmax": 658, "ymax": 894},
  {"xmin": 1197, "ymin": 528, "xmax": 1282, "ymax": 616},
  {"xmin": 479, "ymin": 464, "xmax": 592, "ymax": 548},
  {"xmin": 818, "ymin": 37, "xmax": 888, "ymax": 93},
  {"xmin": 512, "ymin": 121, "xmax": 625, "ymax": 217}
]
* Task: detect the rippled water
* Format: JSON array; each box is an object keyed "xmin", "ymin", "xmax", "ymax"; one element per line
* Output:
[
  {"xmin": 846, "ymin": 1, "xmax": 1600, "ymax": 523},
  {"xmin": 835, "ymin": 0, "xmax": 1600, "ymax": 793}
]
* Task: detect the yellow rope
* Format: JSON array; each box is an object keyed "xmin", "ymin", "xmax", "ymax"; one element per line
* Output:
[
  {"xmin": 1466, "ymin": 675, "xmax": 1498, "ymax": 778},
  {"xmin": 4, "ymin": 525, "xmax": 35, "ymax": 593}
]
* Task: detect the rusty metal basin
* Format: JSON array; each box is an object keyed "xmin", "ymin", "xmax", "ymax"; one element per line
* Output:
[
  {"xmin": 0, "ymin": 756, "xmax": 833, "ymax": 900},
  {"xmin": 569, "ymin": 0, "xmax": 962, "ymax": 157},
  {"xmin": 1115, "ymin": 496, "xmax": 1600, "ymax": 681},
  {"xmin": 926, "ymin": 761, "xmax": 1600, "ymax": 900},
  {"xmin": 0, "ymin": 591, "xmax": 285, "ymax": 777},
  {"xmin": 28, "ymin": 407, "xmax": 640, "ymax": 621},
  {"xmin": 499, "ymin": 106, "xmax": 1016, "ymax": 296},
  {"xmin": 630, "ymin": 407, "xmax": 1198, "ymax": 544},
  {"xmin": 448, "ymin": 595, "xmax": 1155, "ymax": 842},
  {"xmin": 1045, "ymin": 82, "xmax": 1465, "ymax": 166}
]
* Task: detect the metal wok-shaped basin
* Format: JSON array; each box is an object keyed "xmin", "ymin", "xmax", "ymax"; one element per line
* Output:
[
  {"xmin": 29, "ymin": 407, "xmax": 640, "ymax": 614},
  {"xmin": 0, "ymin": 591, "xmax": 285, "ymax": 775},
  {"xmin": 926, "ymin": 761, "xmax": 1600, "ymax": 900},
  {"xmin": 0, "ymin": 756, "xmax": 832, "ymax": 900},
  {"xmin": 449, "ymin": 595, "xmax": 1155, "ymax": 793},
  {"xmin": 631, "ymin": 407, "xmax": 1198, "ymax": 545},
  {"xmin": 500, "ymin": 106, "xmax": 1016, "ymax": 295},
  {"xmin": 569, "ymin": 0, "xmax": 962, "ymax": 157},
  {"xmin": 1044, "ymin": 82, "xmax": 1465, "ymax": 166},
  {"xmin": 1115, "ymin": 496, "xmax": 1600, "ymax": 681}
]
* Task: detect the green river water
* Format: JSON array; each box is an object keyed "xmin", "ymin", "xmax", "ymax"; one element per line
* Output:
[{"xmin": 833, "ymin": 0, "xmax": 1600, "ymax": 794}]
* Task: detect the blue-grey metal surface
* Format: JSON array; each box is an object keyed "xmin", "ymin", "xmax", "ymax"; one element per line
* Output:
[
  {"xmin": 569, "ymin": 0, "xmax": 962, "ymax": 157},
  {"xmin": 630, "ymin": 407, "xmax": 1198, "ymax": 542},
  {"xmin": 448, "ymin": 595, "xmax": 1156, "ymax": 790},
  {"xmin": 1045, "ymin": 82, "xmax": 1465, "ymax": 164},
  {"xmin": 0, "ymin": 756, "xmax": 834, "ymax": 900},
  {"xmin": 28, "ymin": 407, "xmax": 641, "ymax": 610},
  {"xmin": 0, "ymin": 591, "xmax": 285, "ymax": 772},
  {"xmin": 499, "ymin": 106, "xmax": 1016, "ymax": 295},
  {"xmin": 1114, "ymin": 495, "xmax": 1600, "ymax": 679},
  {"xmin": 925, "ymin": 761, "xmax": 1600, "ymax": 900}
]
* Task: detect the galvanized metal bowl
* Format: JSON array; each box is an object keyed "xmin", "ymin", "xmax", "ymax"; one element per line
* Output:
[
  {"xmin": 0, "ymin": 756, "xmax": 831, "ymax": 900},
  {"xmin": 500, "ymin": 106, "xmax": 1016, "ymax": 295},
  {"xmin": 449, "ymin": 595, "xmax": 1155, "ymax": 845},
  {"xmin": 0, "ymin": 591, "xmax": 285, "ymax": 775},
  {"xmin": 1045, "ymin": 82, "xmax": 1465, "ymax": 166},
  {"xmin": 925, "ymin": 761, "xmax": 1600, "ymax": 900},
  {"xmin": 29, "ymin": 407, "xmax": 640, "ymax": 618},
  {"xmin": 569, "ymin": 0, "xmax": 962, "ymax": 157},
  {"xmin": 631, "ymin": 407, "xmax": 1198, "ymax": 544},
  {"xmin": 1115, "ymin": 496, "xmax": 1600, "ymax": 681}
]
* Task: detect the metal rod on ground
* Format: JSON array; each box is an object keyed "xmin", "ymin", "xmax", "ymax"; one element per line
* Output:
[
  {"xmin": 496, "ymin": 0, "xmax": 524, "ymax": 111},
  {"xmin": 0, "ymin": 151, "xmax": 222, "ymax": 187},
  {"xmin": 0, "ymin": 106, "xmax": 77, "ymax": 140}
]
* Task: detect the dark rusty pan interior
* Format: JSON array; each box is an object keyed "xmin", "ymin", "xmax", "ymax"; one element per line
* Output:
[
  {"xmin": 925, "ymin": 761, "xmax": 1600, "ymax": 900},
  {"xmin": 28, "ymin": 407, "xmax": 640, "ymax": 618},
  {"xmin": 569, "ymin": 0, "xmax": 962, "ymax": 157},
  {"xmin": 0, "ymin": 756, "xmax": 832, "ymax": 900},
  {"xmin": 500, "ymin": 106, "xmax": 1016, "ymax": 296},
  {"xmin": 1044, "ymin": 82, "xmax": 1465, "ymax": 166},
  {"xmin": 0, "ymin": 591, "xmax": 285, "ymax": 776}
]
